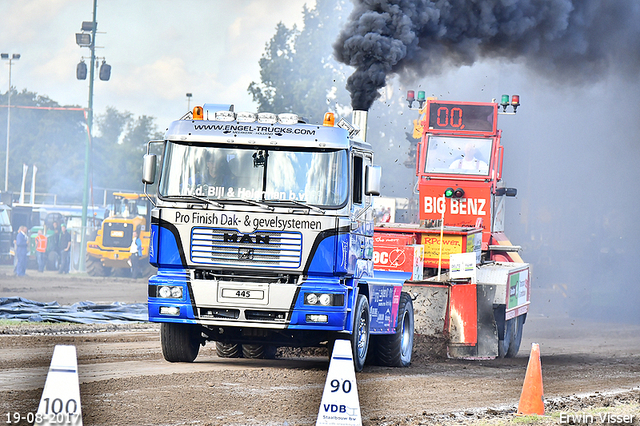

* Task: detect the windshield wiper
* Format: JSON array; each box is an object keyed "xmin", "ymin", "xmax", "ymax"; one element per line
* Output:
[
  {"xmin": 164, "ymin": 194, "xmax": 225, "ymax": 209},
  {"xmin": 266, "ymin": 199, "xmax": 325, "ymax": 214},
  {"xmin": 235, "ymin": 199, "xmax": 274, "ymax": 211}
]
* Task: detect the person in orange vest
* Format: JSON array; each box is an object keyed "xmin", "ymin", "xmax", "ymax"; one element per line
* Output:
[{"xmin": 35, "ymin": 229, "xmax": 47, "ymax": 273}]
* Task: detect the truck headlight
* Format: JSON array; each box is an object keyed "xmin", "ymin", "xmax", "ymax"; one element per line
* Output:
[
  {"xmin": 305, "ymin": 293, "xmax": 319, "ymax": 305},
  {"xmin": 319, "ymin": 294, "xmax": 331, "ymax": 306},
  {"xmin": 303, "ymin": 293, "xmax": 344, "ymax": 306},
  {"xmin": 156, "ymin": 285, "xmax": 183, "ymax": 299}
]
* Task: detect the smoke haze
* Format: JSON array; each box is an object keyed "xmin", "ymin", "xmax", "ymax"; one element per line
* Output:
[
  {"xmin": 334, "ymin": 0, "xmax": 640, "ymax": 109},
  {"xmin": 332, "ymin": 0, "xmax": 640, "ymax": 323}
]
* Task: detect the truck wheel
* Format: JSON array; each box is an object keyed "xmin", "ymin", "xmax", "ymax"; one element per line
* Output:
[
  {"xmin": 160, "ymin": 323, "xmax": 201, "ymax": 362},
  {"xmin": 506, "ymin": 314, "xmax": 525, "ymax": 358},
  {"xmin": 215, "ymin": 342, "xmax": 242, "ymax": 358},
  {"xmin": 242, "ymin": 344, "xmax": 277, "ymax": 359},
  {"xmin": 498, "ymin": 314, "xmax": 525, "ymax": 358},
  {"xmin": 350, "ymin": 294, "xmax": 371, "ymax": 372},
  {"xmin": 85, "ymin": 254, "xmax": 111, "ymax": 277},
  {"xmin": 375, "ymin": 292, "xmax": 414, "ymax": 367}
]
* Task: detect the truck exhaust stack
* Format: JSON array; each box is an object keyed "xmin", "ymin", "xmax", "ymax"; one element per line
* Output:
[{"xmin": 352, "ymin": 109, "xmax": 368, "ymax": 142}]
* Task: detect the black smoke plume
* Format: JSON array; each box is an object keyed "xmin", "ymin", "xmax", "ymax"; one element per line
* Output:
[{"xmin": 334, "ymin": 0, "xmax": 640, "ymax": 110}]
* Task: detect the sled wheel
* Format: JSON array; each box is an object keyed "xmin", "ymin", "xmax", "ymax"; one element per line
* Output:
[
  {"xmin": 497, "ymin": 311, "xmax": 526, "ymax": 358},
  {"xmin": 506, "ymin": 314, "xmax": 525, "ymax": 358}
]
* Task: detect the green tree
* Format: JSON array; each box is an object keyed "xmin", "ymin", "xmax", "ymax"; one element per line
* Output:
[
  {"xmin": 0, "ymin": 88, "xmax": 162, "ymax": 204},
  {"xmin": 93, "ymin": 108, "xmax": 163, "ymax": 193},
  {"xmin": 248, "ymin": 0, "xmax": 351, "ymax": 123},
  {"xmin": 248, "ymin": 0, "xmax": 417, "ymax": 202},
  {"xmin": 0, "ymin": 89, "xmax": 87, "ymax": 203},
  {"xmin": 248, "ymin": 23, "xmax": 299, "ymax": 115}
]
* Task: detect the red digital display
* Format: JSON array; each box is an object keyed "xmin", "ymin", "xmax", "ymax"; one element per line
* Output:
[{"xmin": 427, "ymin": 102, "xmax": 496, "ymax": 133}]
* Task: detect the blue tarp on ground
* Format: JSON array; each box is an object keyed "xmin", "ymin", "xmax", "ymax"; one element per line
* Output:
[{"xmin": 0, "ymin": 296, "xmax": 148, "ymax": 323}]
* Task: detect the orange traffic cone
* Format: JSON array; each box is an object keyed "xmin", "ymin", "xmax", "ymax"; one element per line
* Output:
[{"xmin": 517, "ymin": 343, "xmax": 544, "ymax": 415}]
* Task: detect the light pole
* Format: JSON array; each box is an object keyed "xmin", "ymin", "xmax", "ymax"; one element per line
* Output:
[
  {"xmin": 1, "ymin": 53, "xmax": 20, "ymax": 193},
  {"xmin": 76, "ymin": 0, "xmax": 102, "ymax": 272},
  {"xmin": 74, "ymin": 0, "xmax": 111, "ymax": 271}
]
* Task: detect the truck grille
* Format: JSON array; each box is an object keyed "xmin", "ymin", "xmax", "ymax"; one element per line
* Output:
[
  {"xmin": 190, "ymin": 227, "xmax": 302, "ymax": 268},
  {"xmin": 245, "ymin": 310, "xmax": 287, "ymax": 322},
  {"xmin": 199, "ymin": 308, "xmax": 240, "ymax": 320},
  {"xmin": 102, "ymin": 222, "xmax": 133, "ymax": 248}
]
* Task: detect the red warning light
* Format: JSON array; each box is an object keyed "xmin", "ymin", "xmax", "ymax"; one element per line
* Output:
[
  {"xmin": 511, "ymin": 95, "xmax": 520, "ymax": 113},
  {"xmin": 406, "ymin": 90, "xmax": 415, "ymax": 102}
]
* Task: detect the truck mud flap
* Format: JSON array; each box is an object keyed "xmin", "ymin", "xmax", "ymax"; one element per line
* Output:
[{"xmin": 449, "ymin": 284, "xmax": 498, "ymax": 359}]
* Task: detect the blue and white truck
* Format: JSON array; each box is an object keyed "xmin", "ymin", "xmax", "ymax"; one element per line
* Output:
[{"xmin": 141, "ymin": 105, "xmax": 414, "ymax": 371}]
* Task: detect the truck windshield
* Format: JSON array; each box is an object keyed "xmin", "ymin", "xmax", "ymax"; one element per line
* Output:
[
  {"xmin": 112, "ymin": 197, "xmax": 143, "ymax": 218},
  {"xmin": 159, "ymin": 143, "xmax": 349, "ymax": 208},
  {"xmin": 424, "ymin": 135, "xmax": 492, "ymax": 176}
]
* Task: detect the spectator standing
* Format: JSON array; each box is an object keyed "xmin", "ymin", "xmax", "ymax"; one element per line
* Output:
[
  {"xmin": 14, "ymin": 226, "xmax": 29, "ymax": 276},
  {"xmin": 48, "ymin": 221, "xmax": 61, "ymax": 271},
  {"xmin": 59, "ymin": 224, "xmax": 71, "ymax": 274},
  {"xmin": 129, "ymin": 231, "xmax": 143, "ymax": 278},
  {"xmin": 35, "ymin": 229, "xmax": 47, "ymax": 272}
]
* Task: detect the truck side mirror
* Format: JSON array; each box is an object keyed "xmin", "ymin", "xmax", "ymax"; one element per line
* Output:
[
  {"xmin": 495, "ymin": 187, "xmax": 517, "ymax": 197},
  {"xmin": 142, "ymin": 154, "xmax": 157, "ymax": 185},
  {"xmin": 365, "ymin": 165, "xmax": 381, "ymax": 196}
]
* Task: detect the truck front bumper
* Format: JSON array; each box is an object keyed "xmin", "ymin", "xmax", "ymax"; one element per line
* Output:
[{"xmin": 147, "ymin": 270, "xmax": 353, "ymax": 331}]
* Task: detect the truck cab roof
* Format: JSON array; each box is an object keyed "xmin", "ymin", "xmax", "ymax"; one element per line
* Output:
[{"xmin": 165, "ymin": 108, "xmax": 370, "ymax": 151}]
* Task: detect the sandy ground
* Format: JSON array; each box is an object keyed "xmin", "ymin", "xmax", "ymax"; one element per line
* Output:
[{"xmin": 0, "ymin": 267, "xmax": 639, "ymax": 425}]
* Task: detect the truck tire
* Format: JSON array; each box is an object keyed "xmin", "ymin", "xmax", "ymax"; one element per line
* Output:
[
  {"xmin": 498, "ymin": 313, "xmax": 525, "ymax": 358},
  {"xmin": 242, "ymin": 344, "xmax": 277, "ymax": 359},
  {"xmin": 350, "ymin": 294, "xmax": 371, "ymax": 372},
  {"xmin": 374, "ymin": 292, "xmax": 414, "ymax": 367},
  {"xmin": 161, "ymin": 323, "xmax": 201, "ymax": 362},
  {"xmin": 85, "ymin": 254, "xmax": 111, "ymax": 277},
  {"xmin": 506, "ymin": 314, "xmax": 525, "ymax": 358},
  {"xmin": 216, "ymin": 342, "xmax": 241, "ymax": 358}
]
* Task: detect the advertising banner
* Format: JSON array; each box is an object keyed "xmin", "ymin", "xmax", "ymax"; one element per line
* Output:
[
  {"xmin": 373, "ymin": 244, "xmax": 424, "ymax": 281},
  {"xmin": 506, "ymin": 266, "xmax": 530, "ymax": 320}
]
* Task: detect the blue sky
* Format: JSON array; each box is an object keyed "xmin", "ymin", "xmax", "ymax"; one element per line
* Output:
[{"xmin": 0, "ymin": 0, "xmax": 315, "ymax": 129}]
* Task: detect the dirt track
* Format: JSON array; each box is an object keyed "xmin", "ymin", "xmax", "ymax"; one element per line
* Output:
[{"xmin": 1, "ymin": 269, "xmax": 639, "ymax": 425}]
